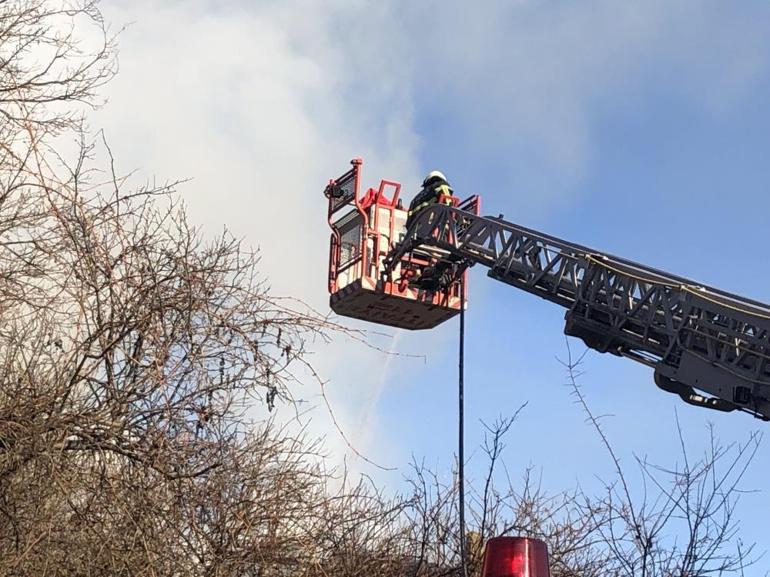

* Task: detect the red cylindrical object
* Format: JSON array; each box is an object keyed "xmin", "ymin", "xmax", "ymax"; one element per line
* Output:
[{"xmin": 481, "ymin": 536, "xmax": 551, "ymax": 577}]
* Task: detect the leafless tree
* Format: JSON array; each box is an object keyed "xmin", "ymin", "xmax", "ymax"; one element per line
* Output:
[
  {"xmin": 1, "ymin": 0, "xmax": 115, "ymax": 127},
  {"xmin": 563, "ymin": 346, "xmax": 763, "ymax": 577},
  {"xmin": 0, "ymin": 105, "xmax": 351, "ymax": 576},
  {"xmin": 0, "ymin": 2, "xmax": 359, "ymax": 574}
]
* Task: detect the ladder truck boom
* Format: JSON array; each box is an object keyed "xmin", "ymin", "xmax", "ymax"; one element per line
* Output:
[
  {"xmin": 323, "ymin": 159, "xmax": 770, "ymax": 421},
  {"xmin": 383, "ymin": 203, "xmax": 770, "ymax": 420}
]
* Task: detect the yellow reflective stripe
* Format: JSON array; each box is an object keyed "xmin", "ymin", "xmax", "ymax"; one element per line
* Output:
[
  {"xmin": 408, "ymin": 201, "xmax": 432, "ymax": 216},
  {"xmin": 408, "ymin": 184, "xmax": 455, "ymax": 216},
  {"xmin": 435, "ymin": 183, "xmax": 454, "ymax": 206},
  {"xmin": 435, "ymin": 183, "xmax": 452, "ymax": 197}
]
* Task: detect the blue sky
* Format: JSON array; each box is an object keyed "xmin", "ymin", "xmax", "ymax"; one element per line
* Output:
[{"xmin": 95, "ymin": 0, "xmax": 770, "ymax": 567}]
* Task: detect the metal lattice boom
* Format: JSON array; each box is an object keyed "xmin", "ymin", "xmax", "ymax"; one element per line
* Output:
[{"xmin": 385, "ymin": 204, "xmax": 770, "ymax": 420}]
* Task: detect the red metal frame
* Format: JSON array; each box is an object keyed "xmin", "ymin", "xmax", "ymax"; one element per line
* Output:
[
  {"xmin": 325, "ymin": 159, "xmax": 408, "ymax": 294},
  {"xmin": 325, "ymin": 158, "xmax": 364, "ymax": 294}
]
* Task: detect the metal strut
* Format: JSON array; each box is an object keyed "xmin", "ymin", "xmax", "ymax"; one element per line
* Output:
[{"xmin": 384, "ymin": 204, "xmax": 770, "ymax": 420}]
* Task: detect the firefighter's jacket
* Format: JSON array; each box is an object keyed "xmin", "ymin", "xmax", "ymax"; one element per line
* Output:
[{"xmin": 407, "ymin": 182, "xmax": 453, "ymax": 227}]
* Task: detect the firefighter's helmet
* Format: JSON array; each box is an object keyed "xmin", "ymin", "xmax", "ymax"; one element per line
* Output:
[{"xmin": 422, "ymin": 170, "xmax": 448, "ymax": 187}]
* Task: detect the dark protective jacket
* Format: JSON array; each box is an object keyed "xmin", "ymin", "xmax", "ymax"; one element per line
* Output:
[{"xmin": 406, "ymin": 181, "xmax": 453, "ymax": 228}]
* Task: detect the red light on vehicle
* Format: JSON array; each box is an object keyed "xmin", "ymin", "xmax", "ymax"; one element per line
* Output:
[{"xmin": 481, "ymin": 536, "xmax": 551, "ymax": 577}]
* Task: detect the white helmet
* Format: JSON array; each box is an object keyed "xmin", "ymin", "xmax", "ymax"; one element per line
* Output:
[{"xmin": 423, "ymin": 170, "xmax": 448, "ymax": 187}]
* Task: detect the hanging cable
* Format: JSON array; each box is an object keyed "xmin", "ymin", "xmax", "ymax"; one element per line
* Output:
[{"xmin": 458, "ymin": 275, "xmax": 468, "ymax": 577}]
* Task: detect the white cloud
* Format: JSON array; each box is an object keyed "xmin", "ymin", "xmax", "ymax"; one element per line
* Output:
[
  {"xmin": 92, "ymin": 0, "xmax": 426, "ymax": 475},
  {"xmin": 97, "ymin": 0, "xmax": 420, "ymax": 295}
]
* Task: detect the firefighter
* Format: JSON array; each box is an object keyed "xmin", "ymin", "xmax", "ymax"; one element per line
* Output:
[
  {"xmin": 405, "ymin": 170, "xmax": 457, "ymax": 291},
  {"xmin": 405, "ymin": 170, "xmax": 454, "ymax": 230}
]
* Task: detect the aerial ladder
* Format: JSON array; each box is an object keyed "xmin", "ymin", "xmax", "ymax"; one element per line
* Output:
[{"xmin": 324, "ymin": 159, "xmax": 770, "ymax": 421}]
